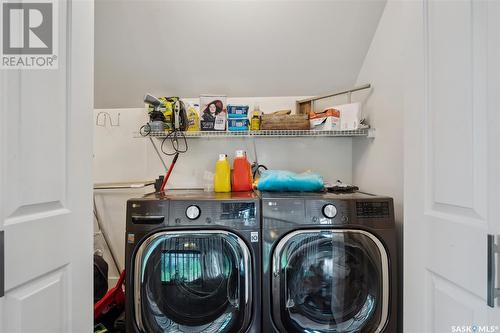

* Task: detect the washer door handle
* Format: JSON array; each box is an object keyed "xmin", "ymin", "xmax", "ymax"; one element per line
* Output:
[
  {"xmin": 131, "ymin": 215, "xmax": 165, "ymax": 224},
  {"xmin": 487, "ymin": 234, "xmax": 500, "ymax": 307}
]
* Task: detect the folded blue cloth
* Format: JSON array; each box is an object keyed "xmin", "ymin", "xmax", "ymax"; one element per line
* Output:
[{"xmin": 257, "ymin": 170, "xmax": 324, "ymax": 192}]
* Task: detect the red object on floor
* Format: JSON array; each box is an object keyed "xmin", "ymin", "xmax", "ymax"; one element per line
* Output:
[{"xmin": 94, "ymin": 270, "xmax": 126, "ymax": 321}]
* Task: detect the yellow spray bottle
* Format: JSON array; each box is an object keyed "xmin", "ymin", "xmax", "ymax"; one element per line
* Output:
[{"xmin": 214, "ymin": 154, "xmax": 231, "ymax": 192}]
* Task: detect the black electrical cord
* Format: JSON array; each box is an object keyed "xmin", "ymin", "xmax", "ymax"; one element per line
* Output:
[
  {"xmin": 140, "ymin": 123, "xmax": 151, "ymax": 136},
  {"xmin": 139, "ymin": 123, "xmax": 188, "ymax": 155},
  {"xmin": 252, "ymin": 163, "xmax": 268, "ymax": 178},
  {"xmin": 141, "ymin": 99, "xmax": 188, "ymax": 155},
  {"xmin": 161, "ymin": 128, "xmax": 188, "ymax": 156}
]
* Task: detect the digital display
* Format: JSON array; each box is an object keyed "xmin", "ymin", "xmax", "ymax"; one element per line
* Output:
[
  {"xmin": 356, "ymin": 201, "xmax": 390, "ymax": 218},
  {"xmin": 220, "ymin": 203, "xmax": 255, "ymax": 220}
]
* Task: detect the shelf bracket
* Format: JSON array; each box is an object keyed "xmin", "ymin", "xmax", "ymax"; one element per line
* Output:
[{"xmin": 367, "ymin": 128, "xmax": 376, "ymax": 139}]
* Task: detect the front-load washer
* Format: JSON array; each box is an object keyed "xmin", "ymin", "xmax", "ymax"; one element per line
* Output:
[
  {"xmin": 261, "ymin": 191, "xmax": 398, "ymax": 333},
  {"xmin": 125, "ymin": 190, "xmax": 261, "ymax": 333}
]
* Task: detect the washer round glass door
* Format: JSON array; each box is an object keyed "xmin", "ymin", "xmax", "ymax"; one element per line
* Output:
[
  {"xmin": 272, "ymin": 229, "xmax": 389, "ymax": 333},
  {"xmin": 135, "ymin": 231, "xmax": 252, "ymax": 333}
]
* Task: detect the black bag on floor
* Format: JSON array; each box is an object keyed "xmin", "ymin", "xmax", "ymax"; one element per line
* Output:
[{"xmin": 94, "ymin": 254, "xmax": 109, "ymax": 303}]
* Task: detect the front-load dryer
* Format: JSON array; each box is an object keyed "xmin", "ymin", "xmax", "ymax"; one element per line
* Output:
[
  {"xmin": 261, "ymin": 191, "xmax": 398, "ymax": 333},
  {"xmin": 125, "ymin": 190, "xmax": 261, "ymax": 333}
]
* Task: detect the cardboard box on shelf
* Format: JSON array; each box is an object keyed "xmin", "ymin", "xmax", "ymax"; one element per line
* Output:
[
  {"xmin": 228, "ymin": 118, "xmax": 249, "ymax": 131},
  {"xmin": 334, "ymin": 102, "xmax": 361, "ymax": 130},
  {"xmin": 227, "ymin": 105, "xmax": 249, "ymax": 119},
  {"xmin": 309, "ymin": 108, "xmax": 340, "ymax": 131}
]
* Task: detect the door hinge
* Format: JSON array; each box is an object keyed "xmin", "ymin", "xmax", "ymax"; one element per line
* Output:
[{"xmin": 487, "ymin": 234, "xmax": 500, "ymax": 307}]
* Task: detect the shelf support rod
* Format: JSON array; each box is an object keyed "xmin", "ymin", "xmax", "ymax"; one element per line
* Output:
[
  {"xmin": 149, "ymin": 137, "xmax": 168, "ymax": 171},
  {"xmin": 296, "ymin": 83, "xmax": 371, "ymax": 104}
]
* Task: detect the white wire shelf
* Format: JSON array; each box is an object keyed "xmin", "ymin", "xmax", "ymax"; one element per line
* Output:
[{"xmin": 135, "ymin": 128, "xmax": 372, "ymax": 138}]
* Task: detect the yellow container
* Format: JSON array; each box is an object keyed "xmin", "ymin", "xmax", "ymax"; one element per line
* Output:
[
  {"xmin": 214, "ymin": 154, "xmax": 231, "ymax": 193},
  {"xmin": 250, "ymin": 113, "xmax": 261, "ymax": 131},
  {"xmin": 186, "ymin": 103, "xmax": 200, "ymax": 131},
  {"xmin": 250, "ymin": 106, "xmax": 261, "ymax": 131}
]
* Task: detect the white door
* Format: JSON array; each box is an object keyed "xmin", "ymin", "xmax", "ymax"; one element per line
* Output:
[
  {"xmin": 0, "ymin": 0, "xmax": 93, "ymax": 332},
  {"xmin": 404, "ymin": 0, "xmax": 500, "ymax": 332}
]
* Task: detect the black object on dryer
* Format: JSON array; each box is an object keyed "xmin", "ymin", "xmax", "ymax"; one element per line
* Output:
[
  {"xmin": 261, "ymin": 191, "xmax": 398, "ymax": 333},
  {"xmin": 125, "ymin": 190, "xmax": 261, "ymax": 333}
]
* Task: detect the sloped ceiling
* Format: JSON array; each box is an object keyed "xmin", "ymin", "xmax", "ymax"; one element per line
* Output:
[{"xmin": 94, "ymin": 0, "xmax": 386, "ymax": 108}]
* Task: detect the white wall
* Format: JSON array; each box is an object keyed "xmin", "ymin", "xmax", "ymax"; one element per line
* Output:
[
  {"xmin": 352, "ymin": 0, "xmax": 404, "ymax": 225},
  {"xmin": 93, "ymin": 96, "xmax": 355, "ymax": 281},
  {"xmin": 94, "ymin": 0, "xmax": 386, "ymax": 108},
  {"xmin": 351, "ymin": 1, "xmax": 406, "ymax": 330}
]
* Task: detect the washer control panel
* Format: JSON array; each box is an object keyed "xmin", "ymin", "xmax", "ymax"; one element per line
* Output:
[
  {"xmin": 306, "ymin": 200, "xmax": 349, "ymax": 225},
  {"xmin": 170, "ymin": 200, "xmax": 258, "ymax": 227}
]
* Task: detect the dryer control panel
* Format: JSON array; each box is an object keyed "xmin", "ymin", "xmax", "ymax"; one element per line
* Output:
[
  {"xmin": 169, "ymin": 200, "xmax": 258, "ymax": 228},
  {"xmin": 262, "ymin": 195, "xmax": 394, "ymax": 228}
]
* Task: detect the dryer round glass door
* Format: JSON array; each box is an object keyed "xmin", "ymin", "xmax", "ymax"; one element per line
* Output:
[
  {"xmin": 271, "ymin": 229, "xmax": 389, "ymax": 333},
  {"xmin": 134, "ymin": 231, "xmax": 252, "ymax": 333}
]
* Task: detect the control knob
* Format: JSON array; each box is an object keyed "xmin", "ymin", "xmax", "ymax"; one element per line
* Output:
[
  {"xmin": 186, "ymin": 205, "xmax": 201, "ymax": 220},
  {"xmin": 322, "ymin": 204, "xmax": 337, "ymax": 219}
]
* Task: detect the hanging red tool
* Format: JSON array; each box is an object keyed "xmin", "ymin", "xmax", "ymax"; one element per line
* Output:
[{"xmin": 159, "ymin": 152, "xmax": 179, "ymax": 192}]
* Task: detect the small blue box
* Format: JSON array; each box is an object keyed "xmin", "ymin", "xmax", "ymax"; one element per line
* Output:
[
  {"xmin": 228, "ymin": 118, "xmax": 249, "ymax": 131},
  {"xmin": 227, "ymin": 105, "xmax": 249, "ymax": 119}
]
